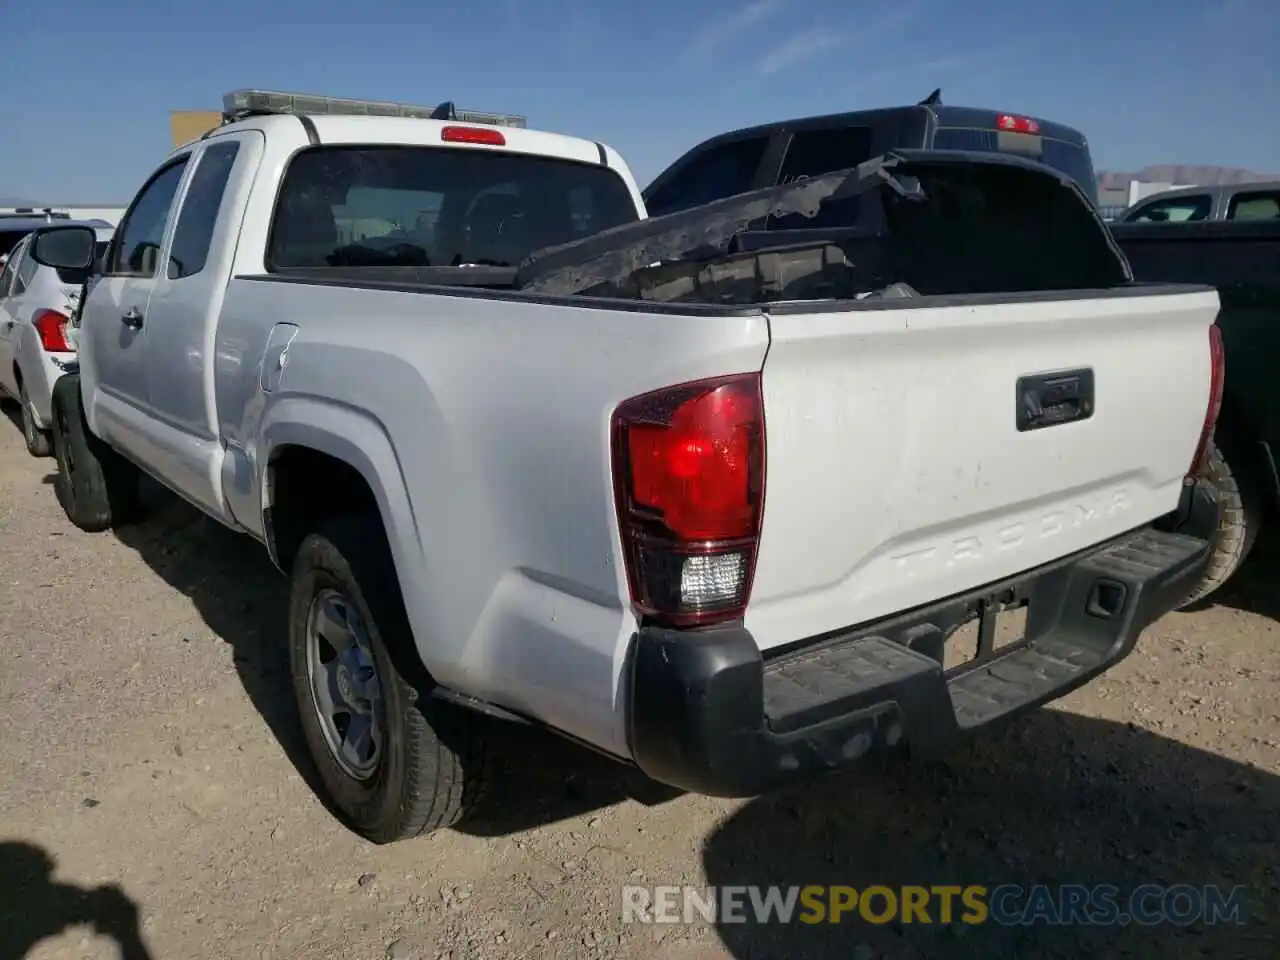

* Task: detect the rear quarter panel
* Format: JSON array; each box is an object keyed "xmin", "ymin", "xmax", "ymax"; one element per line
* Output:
[{"xmin": 215, "ymin": 279, "xmax": 769, "ymax": 757}]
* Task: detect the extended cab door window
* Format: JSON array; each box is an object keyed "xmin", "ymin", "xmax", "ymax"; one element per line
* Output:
[
  {"xmin": 165, "ymin": 141, "xmax": 242, "ymax": 279},
  {"xmin": 144, "ymin": 137, "xmax": 248, "ymax": 448},
  {"xmin": 643, "ymin": 137, "xmax": 771, "ymax": 217}
]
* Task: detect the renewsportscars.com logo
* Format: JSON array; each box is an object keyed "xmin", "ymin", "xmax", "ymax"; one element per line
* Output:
[{"xmin": 621, "ymin": 884, "xmax": 1250, "ymax": 927}]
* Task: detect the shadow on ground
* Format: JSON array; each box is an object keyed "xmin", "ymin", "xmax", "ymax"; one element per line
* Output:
[
  {"xmin": 0, "ymin": 397, "xmax": 24, "ymax": 437},
  {"xmin": 700, "ymin": 712, "xmax": 1278, "ymax": 959},
  {"xmin": 0, "ymin": 840, "xmax": 154, "ymax": 960},
  {"xmin": 108, "ymin": 480, "xmax": 666, "ymax": 839},
  {"xmin": 1188, "ymin": 523, "xmax": 1280, "ymax": 622}
]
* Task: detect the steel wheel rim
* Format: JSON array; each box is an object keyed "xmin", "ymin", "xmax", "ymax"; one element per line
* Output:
[{"xmin": 304, "ymin": 588, "xmax": 386, "ymax": 781}]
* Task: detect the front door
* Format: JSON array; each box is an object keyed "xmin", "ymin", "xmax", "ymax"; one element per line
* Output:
[
  {"xmin": 78, "ymin": 155, "xmax": 190, "ymax": 453},
  {"xmin": 138, "ymin": 132, "xmax": 261, "ymax": 516}
]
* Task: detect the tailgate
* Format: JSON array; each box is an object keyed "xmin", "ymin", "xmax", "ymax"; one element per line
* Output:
[{"xmin": 744, "ymin": 288, "xmax": 1218, "ymax": 650}]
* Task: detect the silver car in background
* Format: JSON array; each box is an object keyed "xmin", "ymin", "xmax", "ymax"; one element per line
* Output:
[{"xmin": 0, "ymin": 218, "xmax": 113, "ymax": 456}]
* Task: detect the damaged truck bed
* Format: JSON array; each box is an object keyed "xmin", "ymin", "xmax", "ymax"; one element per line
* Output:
[{"xmin": 514, "ymin": 148, "xmax": 1132, "ymax": 303}]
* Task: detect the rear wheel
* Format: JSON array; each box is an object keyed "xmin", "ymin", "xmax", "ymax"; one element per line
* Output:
[
  {"xmin": 49, "ymin": 375, "xmax": 141, "ymax": 532},
  {"xmin": 288, "ymin": 513, "xmax": 492, "ymax": 843},
  {"xmin": 1176, "ymin": 440, "xmax": 1263, "ymax": 609},
  {"xmin": 18, "ymin": 378, "xmax": 52, "ymax": 457}
]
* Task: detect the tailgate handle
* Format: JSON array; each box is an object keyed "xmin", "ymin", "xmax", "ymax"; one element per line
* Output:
[{"xmin": 1017, "ymin": 368, "xmax": 1094, "ymax": 431}]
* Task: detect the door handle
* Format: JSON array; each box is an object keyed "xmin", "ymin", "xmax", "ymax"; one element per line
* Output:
[
  {"xmin": 121, "ymin": 307, "xmax": 144, "ymax": 330},
  {"xmin": 1016, "ymin": 368, "xmax": 1095, "ymax": 431}
]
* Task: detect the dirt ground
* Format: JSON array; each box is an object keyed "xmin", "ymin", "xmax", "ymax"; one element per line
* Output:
[{"xmin": 1, "ymin": 411, "xmax": 1277, "ymax": 960}]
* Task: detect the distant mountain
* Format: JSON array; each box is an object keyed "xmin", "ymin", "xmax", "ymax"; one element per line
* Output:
[
  {"xmin": 0, "ymin": 196, "xmax": 36, "ymax": 206},
  {"xmin": 1097, "ymin": 166, "xmax": 1279, "ymax": 189}
]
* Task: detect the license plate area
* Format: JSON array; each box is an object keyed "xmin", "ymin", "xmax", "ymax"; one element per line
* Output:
[{"xmin": 942, "ymin": 595, "xmax": 1030, "ymax": 675}]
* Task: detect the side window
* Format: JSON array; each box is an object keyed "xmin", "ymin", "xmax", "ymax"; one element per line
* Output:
[
  {"xmin": 13, "ymin": 245, "xmax": 39, "ymax": 295},
  {"xmin": 644, "ymin": 137, "xmax": 770, "ymax": 217},
  {"xmin": 108, "ymin": 158, "xmax": 190, "ymax": 277},
  {"xmin": 167, "ymin": 141, "xmax": 241, "ymax": 280},
  {"xmin": 1227, "ymin": 191, "xmax": 1280, "ymax": 221},
  {"xmin": 0, "ymin": 229, "xmax": 29, "ymax": 264},
  {"xmin": 0, "ymin": 237, "xmax": 24, "ymax": 298},
  {"xmin": 767, "ymin": 125, "xmax": 873, "ymax": 231},
  {"xmin": 1125, "ymin": 195, "xmax": 1211, "ymax": 223}
]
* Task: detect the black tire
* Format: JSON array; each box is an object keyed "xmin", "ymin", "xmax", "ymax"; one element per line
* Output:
[
  {"xmin": 18, "ymin": 378, "xmax": 52, "ymax": 457},
  {"xmin": 288, "ymin": 513, "xmax": 491, "ymax": 843},
  {"xmin": 1177, "ymin": 440, "xmax": 1263, "ymax": 609},
  {"xmin": 48, "ymin": 375, "xmax": 141, "ymax": 532}
]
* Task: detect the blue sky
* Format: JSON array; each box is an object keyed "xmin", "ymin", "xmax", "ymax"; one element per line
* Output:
[{"xmin": 1, "ymin": 0, "xmax": 1276, "ymax": 202}]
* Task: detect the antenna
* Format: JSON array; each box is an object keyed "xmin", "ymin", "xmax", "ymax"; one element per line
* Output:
[
  {"xmin": 430, "ymin": 101, "xmax": 457, "ymax": 121},
  {"xmin": 918, "ymin": 88, "xmax": 942, "ymax": 106}
]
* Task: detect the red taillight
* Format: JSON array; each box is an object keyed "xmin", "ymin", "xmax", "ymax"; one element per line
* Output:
[
  {"xmin": 1190, "ymin": 323, "xmax": 1226, "ymax": 476},
  {"xmin": 441, "ymin": 125, "xmax": 506, "ymax": 146},
  {"xmin": 33, "ymin": 309, "xmax": 72, "ymax": 352},
  {"xmin": 611, "ymin": 372, "xmax": 766, "ymax": 628},
  {"xmin": 996, "ymin": 114, "xmax": 1040, "ymax": 134}
]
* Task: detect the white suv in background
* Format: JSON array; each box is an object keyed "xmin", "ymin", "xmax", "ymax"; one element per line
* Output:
[{"xmin": 0, "ymin": 219, "xmax": 113, "ymax": 456}]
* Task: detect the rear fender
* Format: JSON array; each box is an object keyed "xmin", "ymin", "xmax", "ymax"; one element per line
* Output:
[{"xmin": 258, "ymin": 396, "xmax": 431, "ymax": 651}]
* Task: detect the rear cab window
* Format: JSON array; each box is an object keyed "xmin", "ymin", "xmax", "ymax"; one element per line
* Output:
[
  {"xmin": 931, "ymin": 126, "xmax": 1098, "ymax": 204},
  {"xmin": 266, "ymin": 145, "xmax": 640, "ymax": 272}
]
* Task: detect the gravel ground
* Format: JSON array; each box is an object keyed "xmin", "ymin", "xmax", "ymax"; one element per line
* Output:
[{"xmin": 1, "ymin": 408, "xmax": 1277, "ymax": 960}]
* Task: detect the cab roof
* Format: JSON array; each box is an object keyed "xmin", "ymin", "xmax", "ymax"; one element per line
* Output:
[{"xmin": 176, "ymin": 112, "xmax": 623, "ymax": 172}]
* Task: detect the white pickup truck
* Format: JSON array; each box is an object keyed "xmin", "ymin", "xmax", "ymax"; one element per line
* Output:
[{"xmin": 29, "ymin": 100, "xmax": 1222, "ymax": 845}]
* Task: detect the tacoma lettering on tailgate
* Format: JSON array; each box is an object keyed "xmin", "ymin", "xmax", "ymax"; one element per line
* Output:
[{"xmin": 891, "ymin": 489, "xmax": 1132, "ymax": 578}]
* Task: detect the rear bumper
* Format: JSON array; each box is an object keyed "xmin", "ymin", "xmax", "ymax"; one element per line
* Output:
[{"xmin": 626, "ymin": 526, "xmax": 1210, "ymax": 797}]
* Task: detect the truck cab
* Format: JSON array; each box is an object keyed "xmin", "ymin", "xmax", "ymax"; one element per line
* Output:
[{"xmin": 642, "ymin": 92, "xmax": 1098, "ymax": 221}]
